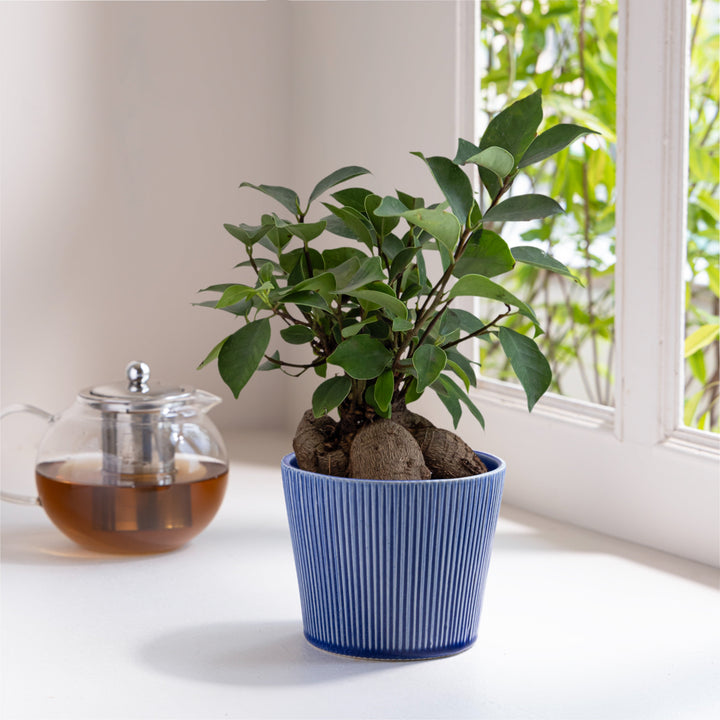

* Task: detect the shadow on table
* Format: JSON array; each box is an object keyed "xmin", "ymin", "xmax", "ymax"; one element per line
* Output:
[{"xmin": 138, "ymin": 620, "xmax": 402, "ymax": 686}]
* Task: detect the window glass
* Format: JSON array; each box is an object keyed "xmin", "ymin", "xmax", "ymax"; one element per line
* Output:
[
  {"xmin": 684, "ymin": 0, "xmax": 720, "ymax": 433},
  {"xmin": 478, "ymin": 0, "xmax": 617, "ymax": 406}
]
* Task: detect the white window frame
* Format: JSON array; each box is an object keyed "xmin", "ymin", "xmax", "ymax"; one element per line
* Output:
[{"xmin": 455, "ymin": 0, "xmax": 720, "ymax": 566}]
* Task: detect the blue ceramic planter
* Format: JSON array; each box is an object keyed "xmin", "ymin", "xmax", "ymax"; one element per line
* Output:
[{"xmin": 281, "ymin": 451, "xmax": 505, "ymax": 660}]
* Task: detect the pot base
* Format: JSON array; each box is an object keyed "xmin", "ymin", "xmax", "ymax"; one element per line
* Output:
[{"xmin": 305, "ymin": 633, "xmax": 477, "ymax": 661}]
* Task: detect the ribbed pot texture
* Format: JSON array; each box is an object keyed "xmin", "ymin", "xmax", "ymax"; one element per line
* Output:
[{"xmin": 281, "ymin": 451, "xmax": 505, "ymax": 660}]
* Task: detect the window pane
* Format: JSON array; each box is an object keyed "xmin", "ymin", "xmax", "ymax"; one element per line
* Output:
[
  {"xmin": 478, "ymin": 0, "xmax": 617, "ymax": 406},
  {"xmin": 684, "ymin": 0, "xmax": 720, "ymax": 433}
]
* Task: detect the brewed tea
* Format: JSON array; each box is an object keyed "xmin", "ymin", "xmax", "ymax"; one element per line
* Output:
[{"xmin": 36, "ymin": 455, "xmax": 227, "ymax": 554}]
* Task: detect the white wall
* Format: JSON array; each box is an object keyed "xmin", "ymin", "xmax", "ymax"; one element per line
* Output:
[
  {"xmin": 1, "ymin": 0, "xmax": 294, "ymax": 430},
  {"xmin": 1, "ymin": 0, "xmax": 459, "ymax": 437},
  {"xmin": 285, "ymin": 0, "xmax": 459, "ymax": 425}
]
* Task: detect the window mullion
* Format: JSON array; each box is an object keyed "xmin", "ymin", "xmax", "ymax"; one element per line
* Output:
[{"xmin": 615, "ymin": 0, "xmax": 689, "ymax": 446}]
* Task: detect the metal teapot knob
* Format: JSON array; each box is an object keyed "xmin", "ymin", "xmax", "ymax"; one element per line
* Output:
[{"xmin": 126, "ymin": 361, "xmax": 150, "ymax": 393}]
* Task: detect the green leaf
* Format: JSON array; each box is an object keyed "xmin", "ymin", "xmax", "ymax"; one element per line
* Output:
[
  {"xmin": 687, "ymin": 349, "xmax": 707, "ymax": 385},
  {"xmin": 239, "ymin": 183, "xmax": 300, "ymax": 217},
  {"xmin": 374, "ymin": 195, "xmax": 412, "ymax": 216},
  {"xmin": 322, "ymin": 203, "xmax": 376, "ymax": 249},
  {"xmin": 223, "ymin": 223, "xmax": 272, "ymax": 246},
  {"xmin": 365, "ymin": 194, "xmax": 400, "ymax": 237},
  {"xmin": 684, "ymin": 387, "xmax": 706, "ymax": 428},
  {"xmin": 438, "ymin": 374, "xmax": 485, "ymax": 429},
  {"xmin": 260, "ymin": 215, "xmax": 293, "ymax": 253},
  {"xmin": 684, "ymin": 324, "xmax": 720, "ymax": 357},
  {"xmin": 287, "ymin": 271, "xmax": 336, "ymax": 296},
  {"xmin": 498, "ymin": 326, "xmax": 551, "ymax": 411},
  {"xmin": 519, "ymin": 124, "xmax": 598, "ymax": 168},
  {"xmin": 328, "ymin": 335, "xmax": 393, "ymax": 379},
  {"xmin": 348, "ymin": 285, "xmax": 408, "ymax": 319},
  {"xmin": 483, "ymin": 194, "xmax": 564, "ymax": 223},
  {"xmin": 322, "ymin": 213, "xmax": 361, "ymax": 239},
  {"xmin": 396, "ymin": 191, "xmax": 425, "ymax": 210},
  {"xmin": 279, "ymin": 247, "xmax": 323, "ymax": 276},
  {"xmin": 478, "ymin": 90, "xmax": 543, "ymax": 199},
  {"xmin": 341, "ymin": 318, "xmax": 376, "ymax": 338},
  {"xmin": 279, "ymin": 290, "xmax": 331, "ymax": 312},
  {"xmin": 215, "ymin": 284, "xmax": 256, "ymax": 308},
  {"xmin": 479, "ymin": 89, "xmax": 543, "ymax": 163},
  {"xmin": 432, "ymin": 380, "xmax": 462, "ymax": 428},
  {"xmin": 322, "ymin": 247, "xmax": 368, "ymax": 268},
  {"xmin": 445, "ymin": 347, "xmax": 477, "ymax": 387},
  {"xmin": 199, "ymin": 283, "xmax": 235, "ymax": 294},
  {"xmin": 363, "ymin": 384, "xmax": 391, "ymax": 418},
  {"xmin": 466, "ymin": 146, "xmax": 515, "ymax": 179},
  {"xmin": 324, "ymin": 256, "xmax": 361, "ymax": 289},
  {"xmin": 378, "ymin": 233, "xmax": 404, "ymax": 262},
  {"xmin": 444, "ymin": 308, "xmax": 487, "ymax": 334},
  {"xmin": 412, "ymin": 344, "xmax": 447, "ymax": 393},
  {"xmin": 285, "ymin": 220, "xmax": 327, "ymax": 243},
  {"xmin": 196, "ymin": 297, "xmax": 253, "ymax": 316},
  {"xmin": 389, "ymin": 247, "xmax": 419, "ymax": 280},
  {"xmin": 707, "ymin": 266, "xmax": 719, "ymax": 299},
  {"xmin": 405, "ymin": 377, "xmax": 423, "ymax": 404},
  {"xmin": 400, "ymin": 207, "xmax": 462, "ymax": 251},
  {"xmin": 511, "ymin": 246, "xmax": 582, "ymax": 284},
  {"xmin": 468, "ymin": 201, "xmax": 483, "ymax": 229},
  {"xmin": 280, "ymin": 325, "xmax": 315, "ymax": 345},
  {"xmin": 335, "ymin": 256, "xmax": 385, "ymax": 292},
  {"xmin": 412, "ymin": 153, "xmax": 474, "ymax": 224},
  {"xmin": 307, "ymin": 166, "xmax": 371, "ymax": 207},
  {"xmin": 258, "ymin": 350, "xmax": 281, "ymax": 372},
  {"xmin": 233, "ymin": 258, "xmax": 282, "ymax": 272},
  {"xmin": 448, "ymin": 274, "xmax": 540, "ymax": 329},
  {"xmin": 453, "ymin": 229, "xmax": 515, "ymax": 278},
  {"xmin": 453, "ymin": 138, "xmax": 481, "ymax": 165},
  {"xmin": 330, "ymin": 187, "xmax": 373, "ymax": 212},
  {"xmin": 197, "ymin": 337, "xmax": 227, "ymax": 370},
  {"xmin": 392, "ymin": 317, "xmax": 415, "ymax": 332},
  {"xmin": 373, "ymin": 370, "xmax": 395, "ymax": 413},
  {"xmin": 446, "ymin": 360, "xmax": 471, "ymax": 391},
  {"xmin": 312, "ymin": 375, "xmax": 353, "ymax": 417},
  {"xmin": 218, "ymin": 319, "xmax": 272, "ymax": 398},
  {"xmin": 258, "ymin": 261, "xmax": 276, "ymax": 284}
]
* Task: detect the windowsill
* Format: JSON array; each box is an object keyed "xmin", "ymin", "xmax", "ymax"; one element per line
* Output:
[
  {"xmin": 473, "ymin": 378, "xmax": 720, "ymax": 460},
  {"xmin": 2, "ymin": 430, "xmax": 718, "ymax": 719},
  {"xmin": 472, "ymin": 378, "xmax": 616, "ymax": 431}
]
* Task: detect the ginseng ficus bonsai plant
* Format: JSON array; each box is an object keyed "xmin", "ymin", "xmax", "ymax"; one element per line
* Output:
[{"xmin": 197, "ymin": 89, "xmax": 595, "ymax": 659}]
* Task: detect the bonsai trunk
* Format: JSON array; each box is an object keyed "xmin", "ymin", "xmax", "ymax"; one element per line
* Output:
[{"xmin": 292, "ymin": 398, "xmax": 487, "ymax": 480}]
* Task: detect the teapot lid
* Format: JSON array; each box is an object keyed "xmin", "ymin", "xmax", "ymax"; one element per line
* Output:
[{"xmin": 79, "ymin": 361, "xmax": 193, "ymax": 412}]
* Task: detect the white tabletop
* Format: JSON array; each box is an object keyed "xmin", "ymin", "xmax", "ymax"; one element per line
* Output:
[{"xmin": 2, "ymin": 432, "xmax": 719, "ymax": 720}]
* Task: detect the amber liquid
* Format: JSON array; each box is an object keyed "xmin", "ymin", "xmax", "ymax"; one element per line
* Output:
[{"xmin": 36, "ymin": 455, "xmax": 228, "ymax": 554}]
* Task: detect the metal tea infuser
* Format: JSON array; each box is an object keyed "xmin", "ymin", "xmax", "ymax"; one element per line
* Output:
[{"xmin": 1, "ymin": 361, "xmax": 228, "ymax": 553}]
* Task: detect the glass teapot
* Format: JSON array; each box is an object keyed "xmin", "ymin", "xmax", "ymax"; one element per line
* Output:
[{"xmin": 1, "ymin": 361, "xmax": 228, "ymax": 554}]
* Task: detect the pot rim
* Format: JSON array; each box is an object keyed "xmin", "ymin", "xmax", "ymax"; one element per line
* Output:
[{"xmin": 281, "ymin": 450, "xmax": 505, "ymax": 485}]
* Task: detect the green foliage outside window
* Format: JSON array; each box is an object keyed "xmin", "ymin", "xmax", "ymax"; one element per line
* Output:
[
  {"xmin": 479, "ymin": 0, "xmax": 719, "ymax": 432},
  {"xmin": 685, "ymin": 0, "xmax": 719, "ymax": 432}
]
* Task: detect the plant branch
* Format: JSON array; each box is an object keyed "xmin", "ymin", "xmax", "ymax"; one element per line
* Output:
[
  {"xmin": 274, "ymin": 306, "xmax": 312, "ymax": 328},
  {"xmin": 441, "ymin": 305, "xmax": 514, "ymax": 350},
  {"xmin": 246, "ymin": 247, "xmax": 260, "ymax": 275},
  {"xmin": 263, "ymin": 354, "xmax": 325, "ymax": 370}
]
